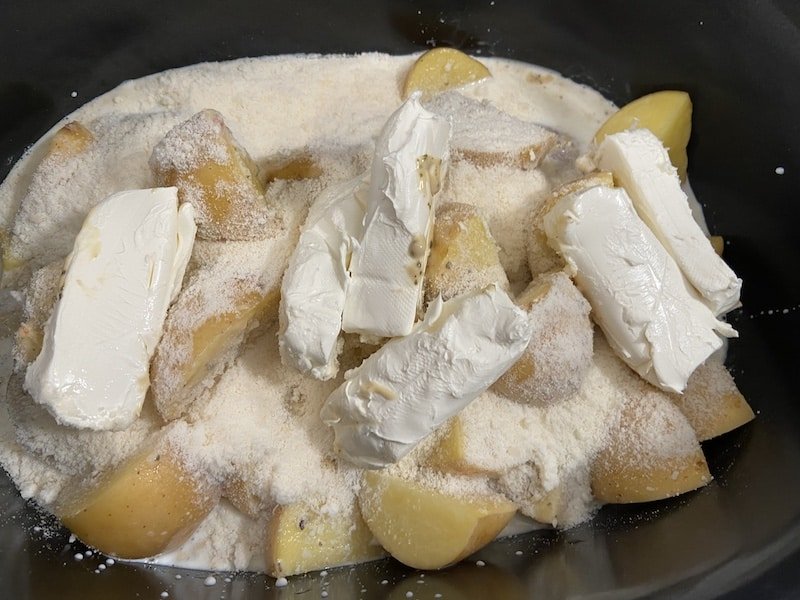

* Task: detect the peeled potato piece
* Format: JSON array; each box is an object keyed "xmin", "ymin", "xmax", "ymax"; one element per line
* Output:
[
  {"xmin": 150, "ymin": 273, "xmax": 280, "ymax": 422},
  {"xmin": 710, "ymin": 235, "xmax": 724, "ymax": 256},
  {"xmin": 2, "ymin": 122, "xmax": 95, "ymax": 273},
  {"xmin": 150, "ymin": 109, "xmax": 272, "ymax": 241},
  {"xmin": 493, "ymin": 271, "xmax": 593, "ymax": 406},
  {"xmin": 221, "ymin": 476, "xmax": 266, "ymax": 521},
  {"xmin": 48, "ymin": 121, "xmax": 95, "ymax": 159},
  {"xmin": 265, "ymin": 502, "xmax": 386, "ymax": 578},
  {"xmin": 527, "ymin": 172, "xmax": 614, "ymax": 276},
  {"xmin": 426, "ymin": 416, "xmax": 487, "ymax": 477},
  {"xmin": 425, "ymin": 202, "xmax": 508, "ymax": 303},
  {"xmin": 359, "ymin": 470, "xmax": 516, "ymax": 570},
  {"xmin": 14, "ymin": 260, "xmax": 62, "ymax": 366},
  {"xmin": 594, "ymin": 90, "xmax": 692, "ymax": 181},
  {"xmin": 426, "ymin": 392, "xmax": 541, "ymax": 479},
  {"xmin": 670, "ymin": 360, "xmax": 754, "ymax": 442},
  {"xmin": 58, "ymin": 443, "xmax": 219, "ymax": 559},
  {"xmin": 591, "ymin": 391, "xmax": 712, "ymax": 504},
  {"xmin": 496, "ymin": 462, "xmax": 567, "ymax": 527},
  {"xmin": 403, "ymin": 48, "xmax": 491, "ymax": 98},
  {"xmin": 424, "ymin": 92, "xmax": 559, "ymax": 169},
  {"xmin": 526, "ymin": 486, "xmax": 562, "ymax": 526},
  {"xmin": 262, "ymin": 153, "xmax": 323, "ymax": 184}
]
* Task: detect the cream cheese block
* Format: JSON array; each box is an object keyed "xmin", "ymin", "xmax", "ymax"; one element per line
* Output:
[
  {"xmin": 341, "ymin": 94, "xmax": 451, "ymax": 338},
  {"xmin": 596, "ymin": 129, "xmax": 742, "ymax": 315},
  {"xmin": 321, "ymin": 284, "xmax": 532, "ymax": 468},
  {"xmin": 279, "ymin": 175, "xmax": 368, "ymax": 380},
  {"xmin": 543, "ymin": 185, "xmax": 736, "ymax": 393},
  {"xmin": 24, "ymin": 188, "xmax": 196, "ymax": 430}
]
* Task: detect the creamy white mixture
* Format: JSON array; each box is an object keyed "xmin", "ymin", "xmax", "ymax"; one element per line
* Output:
[{"xmin": 0, "ymin": 53, "xmax": 723, "ymax": 574}]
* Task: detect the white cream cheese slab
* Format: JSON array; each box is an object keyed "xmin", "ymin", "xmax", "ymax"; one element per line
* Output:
[
  {"xmin": 597, "ymin": 129, "xmax": 742, "ymax": 315},
  {"xmin": 279, "ymin": 175, "xmax": 368, "ymax": 380},
  {"xmin": 25, "ymin": 188, "xmax": 196, "ymax": 430},
  {"xmin": 341, "ymin": 93, "xmax": 451, "ymax": 338},
  {"xmin": 544, "ymin": 185, "xmax": 736, "ymax": 393},
  {"xmin": 321, "ymin": 284, "xmax": 532, "ymax": 468}
]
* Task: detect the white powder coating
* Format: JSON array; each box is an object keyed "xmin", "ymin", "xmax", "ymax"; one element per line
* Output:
[
  {"xmin": 0, "ymin": 53, "xmax": 728, "ymax": 575},
  {"xmin": 423, "ymin": 92, "xmax": 558, "ymax": 167},
  {"xmin": 493, "ymin": 271, "xmax": 594, "ymax": 406}
]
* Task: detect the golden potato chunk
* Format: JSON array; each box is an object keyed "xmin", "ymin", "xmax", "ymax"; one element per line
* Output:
[
  {"xmin": 14, "ymin": 260, "xmax": 62, "ymax": 366},
  {"xmin": 403, "ymin": 48, "xmax": 491, "ymax": 98},
  {"xmin": 425, "ymin": 416, "xmax": 485, "ymax": 476},
  {"xmin": 150, "ymin": 109, "xmax": 272, "ymax": 241},
  {"xmin": 2, "ymin": 122, "xmax": 95, "ymax": 274},
  {"xmin": 263, "ymin": 153, "xmax": 323, "ymax": 184},
  {"xmin": 493, "ymin": 271, "xmax": 593, "ymax": 406},
  {"xmin": 224, "ymin": 476, "xmax": 269, "ymax": 520},
  {"xmin": 710, "ymin": 235, "xmax": 724, "ymax": 256},
  {"xmin": 150, "ymin": 271, "xmax": 280, "ymax": 422},
  {"xmin": 359, "ymin": 470, "xmax": 516, "ymax": 570},
  {"xmin": 426, "ymin": 391, "xmax": 540, "ymax": 478},
  {"xmin": 496, "ymin": 462, "xmax": 569, "ymax": 527},
  {"xmin": 527, "ymin": 486, "xmax": 562, "ymax": 526},
  {"xmin": 425, "ymin": 202, "xmax": 508, "ymax": 303},
  {"xmin": 594, "ymin": 90, "xmax": 692, "ymax": 181},
  {"xmin": 527, "ymin": 172, "xmax": 614, "ymax": 276},
  {"xmin": 591, "ymin": 391, "xmax": 712, "ymax": 504},
  {"xmin": 670, "ymin": 360, "xmax": 754, "ymax": 441},
  {"xmin": 424, "ymin": 92, "xmax": 559, "ymax": 169},
  {"xmin": 48, "ymin": 121, "xmax": 95, "ymax": 159},
  {"xmin": 265, "ymin": 502, "xmax": 386, "ymax": 578},
  {"xmin": 58, "ymin": 443, "xmax": 219, "ymax": 559}
]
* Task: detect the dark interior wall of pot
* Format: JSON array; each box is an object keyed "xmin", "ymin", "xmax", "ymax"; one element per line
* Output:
[{"xmin": 2, "ymin": 1, "xmax": 800, "ymax": 598}]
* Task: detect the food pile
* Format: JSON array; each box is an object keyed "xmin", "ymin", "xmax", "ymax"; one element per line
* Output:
[{"xmin": 0, "ymin": 49, "xmax": 752, "ymax": 577}]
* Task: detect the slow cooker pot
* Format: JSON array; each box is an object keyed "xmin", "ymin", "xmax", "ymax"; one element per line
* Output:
[{"xmin": 2, "ymin": 1, "xmax": 800, "ymax": 598}]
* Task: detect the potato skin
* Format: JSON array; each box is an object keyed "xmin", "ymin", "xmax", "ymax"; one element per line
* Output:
[
  {"xmin": 594, "ymin": 90, "xmax": 692, "ymax": 181},
  {"xmin": 60, "ymin": 448, "xmax": 219, "ymax": 559},
  {"xmin": 403, "ymin": 48, "xmax": 491, "ymax": 98},
  {"xmin": 359, "ymin": 470, "xmax": 515, "ymax": 570}
]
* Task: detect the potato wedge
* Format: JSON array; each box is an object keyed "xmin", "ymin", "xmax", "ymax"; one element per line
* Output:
[
  {"xmin": 150, "ymin": 274, "xmax": 280, "ymax": 422},
  {"xmin": 359, "ymin": 470, "xmax": 516, "ymax": 570},
  {"xmin": 424, "ymin": 92, "xmax": 559, "ymax": 169},
  {"xmin": 591, "ymin": 391, "xmax": 712, "ymax": 504},
  {"xmin": 59, "ymin": 443, "xmax": 219, "ymax": 559},
  {"xmin": 48, "ymin": 121, "xmax": 94, "ymax": 159},
  {"xmin": 150, "ymin": 109, "xmax": 273, "ymax": 241},
  {"xmin": 263, "ymin": 153, "xmax": 323, "ymax": 184},
  {"xmin": 710, "ymin": 235, "xmax": 724, "ymax": 256},
  {"xmin": 424, "ymin": 392, "xmax": 532, "ymax": 478},
  {"xmin": 426, "ymin": 416, "xmax": 484, "ymax": 476},
  {"xmin": 670, "ymin": 360, "xmax": 754, "ymax": 441},
  {"xmin": 594, "ymin": 90, "xmax": 692, "ymax": 181},
  {"xmin": 527, "ymin": 486, "xmax": 562, "ymax": 526},
  {"xmin": 265, "ymin": 502, "xmax": 386, "ymax": 578},
  {"xmin": 403, "ymin": 48, "xmax": 491, "ymax": 98},
  {"xmin": 14, "ymin": 260, "xmax": 62, "ymax": 366},
  {"xmin": 425, "ymin": 202, "xmax": 508, "ymax": 303},
  {"xmin": 2, "ymin": 122, "xmax": 95, "ymax": 274},
  {"xmin": 493, "ymin": 271, "xmax": 593, "ymax": 406}
]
